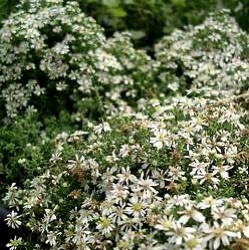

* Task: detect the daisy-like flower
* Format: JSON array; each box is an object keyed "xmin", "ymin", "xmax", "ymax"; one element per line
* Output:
[
  {"xmin": 183, "ymin": 236, "xmax": 207, "ymax": 250},
  {"xmin": 125, "ymin": 195, "xmax": 147, "ymax": 218},
  {"xmin": 67, "ymin": 154, "xmax": 85, "ymax": 170},
  {"xmin": 150, "ymin": 129, "xmax": 171, "ymax": 150},
  {"xmin": 178, "ymin": 205, "xmax": 205, "ymax": 224},
  {"xmin": 119, "ymin": 144, "xmax": 131, "ymax": 158},
  {"xmin": 155, "ymin": 215, "xmax": 175, "ymax": 231},
  {"xmin": 108, "ymin": 183, "xmax": 129, "ymax": 204},
  {"xmin": 166, "ymin": 221, "xmax": 196, "ymax": 245},
  {"xmin": 233, "ymin": 219, "xmax": 249, "ymax": 239},
  {"xmin": 72, "ymin": 225, "xmax": 94, "ymax": 248},
  {"xmin": 134, "ymin": 174, "xmax": 158, "ymax": 199},
  {"xmin": 167, "ymin": 194, "xmax": 191, "ymax": 208},
  {"xmin": 109, "ymin": 205, "xmax": 128, "ymax": 224},
  {"xmin": 94, "ymin": 122, "xmax": 112, "ymax": 134},
  {"xmin": 167, "ymin": 165, "xmax": 185, "ymax": 182},
  {"xmin": 194, "ymin": 171, "xmax": 219, "ymax": 186},
  {"xmin": 211, "ymin": 206, "xmax": 237, "ymax": 226},
  {"xmin": 212, "ymin": 164, "xmax": 233, "ymax": 179},
  {"xmin": 6, "ymin": 236, "xmax": 23, "ymax": 250},
  {"xmin": 5, "ymin": 210, "xmax": 22, "ymax": 229},
  {"xmin": 189, "ymin": 160, "xmax": 209, "ymax": 176},
  {"xmin": 197, "ymin": 196, "xmax": 223, "ymax": 210},
  {"xmin": 119, "ymin": 217, "xmax": 143, "ymax": 232},
  {"xmin": 204, "ymin": 222, "xmax": 237, "ymax": 249},
  {"xmin": 96, "ymin": 216, "xmax": 115, "ymax": 236},
  {"xmin": 45, "ymin": 231, "xmax": 61, "ymax": 246},
  {"xmin": 117, "ymin": 167, "xmax": 137, "ymax": 185},
  {"xmin": 100, "ymin": 200, "xmax": 115, "ymax": 216},
  {"xmin": 189, "ymin": 115, "xmax": 206, "ymax": 132}
]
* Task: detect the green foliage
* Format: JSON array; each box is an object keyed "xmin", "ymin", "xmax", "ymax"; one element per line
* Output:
[
  {"xmin": 0, "ymin": 114, "xmax": 46, "ymax": 196},
  {"xmin": 1, "ymin": 0, "xmax": 249, "ymax": 50},
  {"xmin": 0, "ymin": 0, "xmax": 19, "ymax": 25},
  {"xmin": 73, "ymin": 0, "xmax": 249, "ymax": 49}
]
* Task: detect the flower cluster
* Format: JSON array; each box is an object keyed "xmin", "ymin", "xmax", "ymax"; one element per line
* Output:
[
  {"xmin": 3, "ymin": 95, "xmax": 249, "ymax": 249},
  {"xmin": 1, "ymin": 2, "xmax": 249, "ymax": 250},
  {"xmin": 0, "ymin": 0, "xmax": 157, "ymax": 121},
  {"xmin": 155, "ymin": 9, "xmax": 249, "ymax": 98}
]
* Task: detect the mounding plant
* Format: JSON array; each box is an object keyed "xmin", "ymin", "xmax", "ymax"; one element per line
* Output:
[
  {"xmin": 0, "ymin": 3, "xmax": 249, "ymax": 250},
  {"xmin": 3, "ymin": 94, "xmax": 249, "ymax": 249},
  {"xmin": 154, "ymin": 9, "xmax": 249, "ymax": 98}
]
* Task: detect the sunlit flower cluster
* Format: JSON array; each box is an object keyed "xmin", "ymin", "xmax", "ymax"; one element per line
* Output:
[{"xmin": 3, "ymin": 95, "xmax": 249, "ymax": 249}]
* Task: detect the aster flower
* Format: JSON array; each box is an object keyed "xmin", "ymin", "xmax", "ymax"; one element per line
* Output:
[
  {"xmin": 166, "ymin": 221, "xmax": 196, "ymax": 245},
  {"xmin": 204, "ymin": 222, "xmax": 237, "ymax": 249},
  {"xmin": 178, "ymin": 205, "xmax": 205, "ymax": 224},
  {"xmin": 125, "ymin": 195, "xmax": 147, "ymax": 218},
  {"xmin": 150, "ymin": 129, "xmax": 171, "ymax": 150},
  {"xmin": 96, "ymin": 217, "xmax": 115, "ymax": 236},
  {"xmin": 5, "ymin": 210, "xmax": 22, "ymax": 229},
  {"xmin": 6, "ymin": 236, "xmax": 23, "ymax": 250}
]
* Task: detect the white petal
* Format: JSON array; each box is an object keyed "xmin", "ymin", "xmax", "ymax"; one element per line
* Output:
[
  {"xmin": 213, "ymin": 238, "xmax": 220, "ymax": 250},
  {"xmin": 243, "ymin": 226, "xmax": 249, "ymax": 238},
  {"xmin": 193, "ymin": 210, "xmax": 205, "ymax": 223}
]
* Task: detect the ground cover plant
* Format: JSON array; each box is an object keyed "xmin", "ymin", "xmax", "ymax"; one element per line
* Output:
[{"xmin": 0, "ymin": 0, "xmax": 249, "ymax": 249}]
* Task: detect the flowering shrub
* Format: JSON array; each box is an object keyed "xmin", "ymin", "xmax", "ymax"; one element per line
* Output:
[
  {"xmin": 0, "ymin": 0, "xmax": 121, "ymax": 120},
  {"xmin": 154, "ymin": 10, "xmax": 249, "ymax": 98},
  {"xmin": 3, "ymin": 95, "xmax": 249, "ymax": 249},
  {"xmin": 0, "ymin": 0, "xmax": 159, "ymax": 123},
  {"xmin": 1, "ymin": 2, "xmax": 249, "ymax": 250}
]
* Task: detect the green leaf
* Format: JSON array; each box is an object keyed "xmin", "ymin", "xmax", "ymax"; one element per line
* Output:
[
  {"xmin": 107, "ymin": 7, "xmax": 127, "ymax": 17},
  {"xmin": 171, "ymin": 0, "xmax": 186, "ymax": 8},
  {"xmin": 102, "ymin": 0, "xmax": 119, "ymax": 7}
]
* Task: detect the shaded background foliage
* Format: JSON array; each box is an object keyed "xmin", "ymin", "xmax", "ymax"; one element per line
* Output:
[{"xmin": 1, "ymin": 0, "xmax": 249, "ymax": 50}]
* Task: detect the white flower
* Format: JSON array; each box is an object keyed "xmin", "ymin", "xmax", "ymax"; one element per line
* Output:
[
  {"xmin": 204, "ymin": 222, "xmax": 237, "ymax": 250},
  {"xmin": 189, "ymin": 160, "xmax": 209, "ymax": 176},
  {"xmin": 53, "ymin": 42, "xmax": 69, "ymax": 54},
  {"xmin": 197, "ymin": 196, "xmax": 223, "ymax": 210},
  {"xmin": 178, "ymin": 205, "xmax": 205, "ymax": 224},
  {"xmin": 119, "ymin": 144, "xmax": 131, "ymax": 157},
  {"xmin": 125, "ymin": 195, "xmax": 147, "ymax": 218},
  {"xmin": 212, "ymin": 164, "xmax": 233, "ymax": 179},
  {"xmin": 150, "ymin": 129, "xmax": 171, "ymax": 149},
  {"xmin": 96, "ymin": 217, "xmax": 115, "ymax": 236},
  {"xmin": 94, "ymin": 122, "xmax": 112, "ymax": 134},
  {"xmin": 194, "ymin": 171, "xmax": 220, "ymax": 186},
  {"xmin": 6, "ymin": 236, "xmax": 23, "ymax": 250},
  {"xmin": 5, "ymin": 210, "xmax": 22, "ymax": 229},
  {"xmin": 109, "ymin": 205, "xmax": 128, "ymax": 224},
  {"xmin": 211, "ymin": 206, "xmax": 236, "ymax": 226},
  {"xmin": 45, "ymin": 231, "xmax": 61, "ymax": 246},
  {"xmin": 119, "ymin": 217, "xmax": 143, "ymax": 232},
  {"xmin": 117, "ymin": 167, "xmax": 136, "ymax": 184},
  {"xmin": 155, "ymin": 215, "xmax": 175, "ymax": 231},
  {"xmin": 67, "ymin": 154, "xmax": 85, "ymax": 170},
  {"xmin": 235, "ymin": 219, "xmax": 249, "ymax": 238},
  {"xmin": 166, "ymin": 221, "xmax": 196, "ymax": 245},
  {"xmin": 134, "ymin": 174, "xmax": 158, "ymax": 199}
]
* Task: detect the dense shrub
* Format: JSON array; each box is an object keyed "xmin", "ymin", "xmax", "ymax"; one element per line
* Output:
[
  {"xmin": 0, "ymin": 0, "xmax": 158, "ymax": 123},
  {"xmin": 154, "ymin": 10, "xmax": 249, "ymax": 98},
  {"xmin": 3, "ymin": 95, "xmax": 249, "ymax": 249},
  {"xmin": 0, "ymin": 1, "xmax": 249, "ymax": 249}
]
